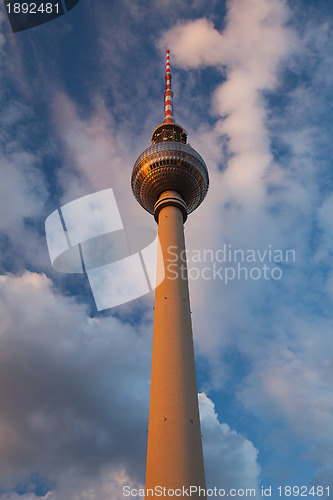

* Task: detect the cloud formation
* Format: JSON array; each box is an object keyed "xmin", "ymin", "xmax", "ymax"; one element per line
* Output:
[
  {"xmin": 161, "ymin": 0, "xmax": 294, "ymax": 207},
  {"xmin": 1, "ymin": 0, "xmax": 333, "ymax": 496},
  {"xmin": 199, "ymin": 393, "xmax": 260, "ymax": 494},
  {"xmin": 0, "ymin": 271, "xmax": 150, "ymax": 495},
  {"xmin": 160, "ymin": 0, "xmax": 333, "ymax": 490},
  {"xmin": 0, "ymin": 270, "xmax": 261, "ymax": 498}
]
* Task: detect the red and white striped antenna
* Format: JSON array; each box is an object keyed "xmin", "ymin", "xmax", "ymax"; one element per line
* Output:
[{"xmin": 164, "ymin": 50, "xmax": 174, "ymax": 123}]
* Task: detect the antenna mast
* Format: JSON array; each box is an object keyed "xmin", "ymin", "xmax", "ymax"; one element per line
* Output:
[{"xmin": 164, "ymin": 50, "xmax": 174, "ymax": 123}]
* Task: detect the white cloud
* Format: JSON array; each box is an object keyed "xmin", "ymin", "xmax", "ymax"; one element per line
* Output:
[
  {"xmin": 199, "ymin": 393, "xmax": 260, "ymax": 494},
  {"xmin": 159, "ymin": 0, "xmax": 333, "ymax": 489},
  {"xmin": 160, "ymin": 18, "xmax": 224, "ymax": 68},
  {"xmin": 0, "ymin": 272, "xmax": 264, "ymax": 498},
  {"xmin": 0, "ymin": 17, "xmax": 50, "ymax": 272},
  {"xmin": 159, "ymin": 0, "xmax": 298, "ymax": 355},
  {"xmin": 0, "ymin": 154, "xmax": 46, "ymax": 230},
  {"xmin": 49, "ymin": 91, "xmax": 153, "ymax": 234},
  {"xmin": 0, "ymin": 271, "xmax": 151, "ymax": 493},
  {"xmin": 0, "ymin": 465, "xmax": 142, "ymax": 500},
  {"xmin": 161, "ymin": 0, "xmax": 294, "ymax": 212},
  {"xmin": 236, "ymin": 316, "xmax": 333, "ymax": 486}
]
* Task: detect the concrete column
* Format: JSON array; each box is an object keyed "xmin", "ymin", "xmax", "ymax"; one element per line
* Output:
[{"xmin": 145, "ymin": 191, "xmax": 206, "ymax": 499}]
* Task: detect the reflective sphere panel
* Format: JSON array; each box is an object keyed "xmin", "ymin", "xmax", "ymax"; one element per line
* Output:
[{"xmin": 131, "ymin": 142, "xmax": 209, "ymax": 215}]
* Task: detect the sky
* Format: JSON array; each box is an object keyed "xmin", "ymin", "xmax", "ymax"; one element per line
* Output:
[{"xmin": 0, "ymin": 0, "xmax": 333, "ymax": 498}]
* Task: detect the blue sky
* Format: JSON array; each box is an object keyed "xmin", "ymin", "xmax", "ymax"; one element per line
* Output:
[{"xmin": 0, "ymin": 0, "xmax": 333, "ymax": 498}]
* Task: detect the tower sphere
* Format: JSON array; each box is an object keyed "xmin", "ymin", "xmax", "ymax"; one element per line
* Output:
[{"xmin": 131, "ymin": 52, "xmax": 209, "ymax": 219}]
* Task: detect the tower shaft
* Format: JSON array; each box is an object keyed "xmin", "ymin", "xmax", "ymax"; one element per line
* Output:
[
  {"xmin": 145, "ymin": 191, "xmax": 206, "ymax": 499},
  {"xmin": 132, "ymin": 51, "xmax": 209, "ymax": 499}
]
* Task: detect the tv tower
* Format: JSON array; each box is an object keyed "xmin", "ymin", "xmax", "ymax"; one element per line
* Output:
[{"xmin": 131, "ymin": 51, "xmax": 209, "ymax": 498}]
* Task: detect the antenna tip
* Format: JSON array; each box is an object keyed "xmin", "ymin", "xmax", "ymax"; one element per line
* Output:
[{"xmin": 166, "ymin": 49, "xmax": 170, "ymax": 54}]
